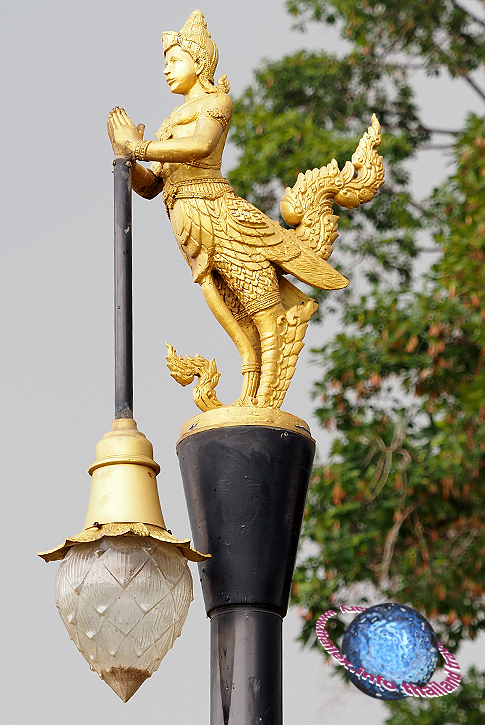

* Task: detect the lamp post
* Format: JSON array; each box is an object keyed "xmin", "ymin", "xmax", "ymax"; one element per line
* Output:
[
  {"xmin": 39, "ymin": 157, "xmax": 206, "ymax": 702},
  {"xmin": 40, "ymin": 11, "xmax": 384, "ymax": 719},
  {"xmin": 39, "ymin": 155, "xmax": 316, "ymax": 719}
]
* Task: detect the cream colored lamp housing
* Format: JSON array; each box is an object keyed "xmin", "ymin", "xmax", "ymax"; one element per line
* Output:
[{"xmin": 39, "ymin": 418, "xmax": 207, "ymax": 702}]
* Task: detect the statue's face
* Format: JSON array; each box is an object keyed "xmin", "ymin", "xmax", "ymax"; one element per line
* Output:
[{"xmin": 164, "ymin": 46, "xmax": 200, "ymax": 95}]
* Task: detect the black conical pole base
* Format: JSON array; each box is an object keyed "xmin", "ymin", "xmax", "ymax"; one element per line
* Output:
[{"xmin": 177, "ymin": 423, "xmax": 315, "ymax": 725}]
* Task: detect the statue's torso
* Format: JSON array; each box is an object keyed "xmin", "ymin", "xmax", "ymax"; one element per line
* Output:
[
  {"xmin": 150, "ymin": 94, "xmax": 233, "ymax": 281},
  {"xmin": 151, "ymin": 95, "xmax": 231, "ymax": 185}
]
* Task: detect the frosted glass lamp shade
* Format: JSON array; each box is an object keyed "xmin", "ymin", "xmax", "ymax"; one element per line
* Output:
[{"xmin": 55, "ymin": 536, "xmax": 193, "ymax": 702}]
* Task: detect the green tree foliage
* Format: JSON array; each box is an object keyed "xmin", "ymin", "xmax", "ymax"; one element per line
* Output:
[
  {"xmin": 228, "ymin": 0, "xmax": 485, "ymax": 292},
  {"xmin": 229, "ymin": 0, "xmax": 485, "ymax": 718},
  {"xmin": 293, "ymin": 118, "xmax": 485, "ymax": 654},
  {"xmin": 384, "ymin": 667, "xmax": 485, "ymax": 724},
  {"xmin": 287, "ymin": 1, "xmax": 485, "ymax": 85}
]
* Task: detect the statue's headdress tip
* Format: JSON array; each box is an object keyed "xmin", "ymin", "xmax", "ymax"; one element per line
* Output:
[
  {"xmin": 188, "ymin": 10, "xmax": 207, "ymax": 23},
  {"xmin": 181, "ymin": 10, "xmax": 209, "ymax": 34}
]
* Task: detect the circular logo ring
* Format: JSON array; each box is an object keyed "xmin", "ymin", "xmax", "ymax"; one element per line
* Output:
[{"xmin": 316, "ymin": 606, "xmax": 461, "ymax": 699}]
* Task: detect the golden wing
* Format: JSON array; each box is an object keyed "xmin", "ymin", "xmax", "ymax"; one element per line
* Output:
[{"xmin": 215, "ymin": 194, "xmax": 349, "ymax": 291}]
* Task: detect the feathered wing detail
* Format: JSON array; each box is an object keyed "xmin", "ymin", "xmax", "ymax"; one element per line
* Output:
[
  {"xmin": 274, "ymin": 234, "xmax": 349, "ymax": 289},
  {"xmin": 280, "ymin": 114, "xmax": 385, "ymax": 261},
  {"xmin": 221, "ymin": 195, "xmax": 280, "ymax": 240},
  {"xmin": 211, "ymin": 193, "xmax": 349, "ymax": 290}
]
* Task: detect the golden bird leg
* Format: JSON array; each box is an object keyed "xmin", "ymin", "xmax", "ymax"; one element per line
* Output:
[
  {"xmin": 200, "ymin": 275, "xmax": 260, "ymax": 404},
  {"xmin": 252, "ymin": 304, "xmax": 285, "ymax": 407}
]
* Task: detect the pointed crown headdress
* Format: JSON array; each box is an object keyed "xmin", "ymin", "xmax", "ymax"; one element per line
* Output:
[{"xmin": 162, "ymin": 10, "xmax": 229, "ymax": 93}]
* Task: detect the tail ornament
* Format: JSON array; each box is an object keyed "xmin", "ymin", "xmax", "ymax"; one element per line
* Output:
[
  {"xmin": 166, "ymin": 344, "xmax": 223, "ymax": 412},
  {"xmin": 280, "ymin": 115, "xmax": 384, "ymax": 260}
]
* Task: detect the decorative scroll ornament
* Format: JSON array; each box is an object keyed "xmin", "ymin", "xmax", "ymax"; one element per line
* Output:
[
  {"xmin": 280, "ymin": 114, "xmax": 385, "ymax": 256},
  {"xmin": 166, "ymin": 343, "xmax": 223, "ymax": 411}
]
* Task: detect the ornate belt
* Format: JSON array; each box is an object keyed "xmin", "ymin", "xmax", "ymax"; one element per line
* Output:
[{"xmin": 163, "ymin": 177, "xmax": 232, "ymax": 210}]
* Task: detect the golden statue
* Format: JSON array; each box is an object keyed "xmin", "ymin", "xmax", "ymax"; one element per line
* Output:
[{"xmin": 107, "ymin": 10, "xmax": 384, "ymax": 412}]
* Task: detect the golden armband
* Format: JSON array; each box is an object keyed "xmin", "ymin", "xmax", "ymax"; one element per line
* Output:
[{"xmin": 132, "ymin": 139, "xmax": 151, "ymax": 161}]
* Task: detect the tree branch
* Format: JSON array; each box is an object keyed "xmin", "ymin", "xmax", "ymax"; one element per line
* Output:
[
  {"xmin": 420, "ymin": 144, "xmax": 455, "ymax": 150},
  {"xmin": 413, "ymin": 511, "xmax": 430, "ymax": 564},
  {"xmin": 379, "ymin": 185, "xmax": 444, "ymax": 223},
  {"xmin": 463, "ymin": 73, "xmax": 485, "ymax": 103},
  {"xmin": 426, "ymin": 37, "xmax": 485, "ymax": 104},
  {"xmin": 380, "ymin": 503, "xmax": 418, "ymax": 586},
  {"xmin": 451, "ymin": 0, "xmax": 485, "ymax": 29},
  {"xmin": 421, "ymin": 127, "xmax": 463, "ymax": 136},
  {"xmin": 451, "ymin": 528, "xmax": 480, "ymax": 559}
]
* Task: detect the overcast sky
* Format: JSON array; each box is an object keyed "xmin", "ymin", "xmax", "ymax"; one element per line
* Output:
[{"xmin": 1, "ymin": 2, "xmax": 484, "ymax": 724}]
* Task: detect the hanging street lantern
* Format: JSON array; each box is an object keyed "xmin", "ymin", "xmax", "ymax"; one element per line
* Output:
[
  {"xmin": 55, "ymin": 534, "xmax": 192, "ymax": 702},
  {"xmin": 38, "ymin": 158, "xmax": 207, "ymax": 703}
]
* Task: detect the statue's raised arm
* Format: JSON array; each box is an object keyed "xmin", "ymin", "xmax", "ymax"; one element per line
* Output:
[{"xmin": 108, "ymin": 10, "xmax": 385, "ymax": 413}]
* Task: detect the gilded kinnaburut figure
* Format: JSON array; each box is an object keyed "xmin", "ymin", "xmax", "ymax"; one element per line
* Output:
[{"xmin": 108, "ymin": 10, "xmax": 384, "ymax": 412}]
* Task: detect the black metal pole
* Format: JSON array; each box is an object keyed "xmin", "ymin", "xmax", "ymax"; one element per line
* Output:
[
  {"xmin": 113, "ymin": 158, "xmax": 133, "ymax": 419},
  {"xmin": 178, "ymin": 425, "xmax": 315, "ymax": 725},
  {"xmin": 210, "ymin": 607, "xmax": 282, "ymax": 725}
]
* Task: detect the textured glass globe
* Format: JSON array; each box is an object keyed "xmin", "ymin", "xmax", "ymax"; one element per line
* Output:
[
  {"xmin": 341, "ymin": 603, "xmax": 439, "ymax": 700},
  {"xmin": 56, "ymin": 536, "xmax": 193, "ymax": 702}
]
